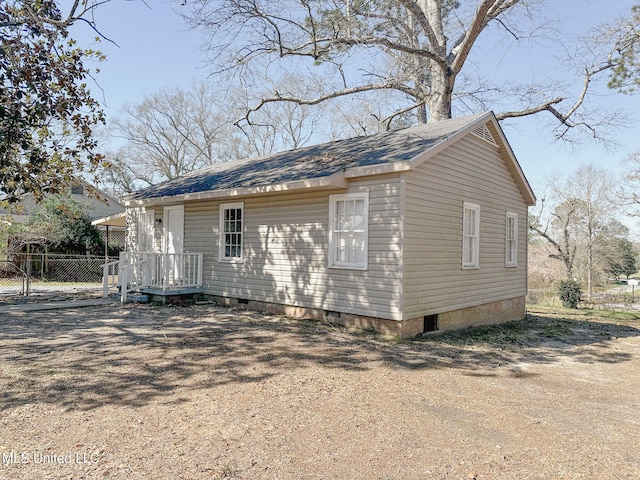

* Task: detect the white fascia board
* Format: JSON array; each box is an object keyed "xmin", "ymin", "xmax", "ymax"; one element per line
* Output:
[
  {"xmin": 91, "ymin": 211, "xmax": 126, "ymax": 227},
  {"xmin": 124, "ymin": 172, "xmax": 348, "ymax": 207},
  {"xmin": 343, "ymin": 161, "xmax": 411, "ymax": 179}
]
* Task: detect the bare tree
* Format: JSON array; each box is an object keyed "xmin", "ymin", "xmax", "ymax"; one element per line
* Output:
[
  {"xmin": 530, "ymin": 165, "xmax": 624, "ymax": 294},
  {"xmin": 527, "ymin": 238, "xmax": 567, "ymax": 290},
  {"xmin": 229, "ymin": 77, "xmax": 324, "ymax": 155},
  {"xmin": 101, "ymin": 78, "xmax": 330, "ymax": 193},
  {"xmin": 178, "ymin": 0, "xmax": 635, "ymax": 138},
  {"xmin": 104, "ymin": 81, "xmax": 245, "ymax": 191},
  {"xmin": 565, "ymin": 165, "xmax": 621, "ymax": 295},
  {"xmin": 621, "ymin": 149, "xmax": 640, "ymax": 216},
  {"xmin": 97, "ymin": 152, "xmax": 140, "ymax": 197},
  {"xmin": 529, "ymin": 195, "xmax": 579, "ymax": 280}
]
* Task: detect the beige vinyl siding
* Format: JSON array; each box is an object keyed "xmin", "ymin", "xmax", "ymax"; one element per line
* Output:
[
  {"xmin": 402, "ymin": 133, "xmax": 528, "ymax": 319},
  {"xmin": 183, "ymin": 176, "xmax": 403, "ymax": 320}
]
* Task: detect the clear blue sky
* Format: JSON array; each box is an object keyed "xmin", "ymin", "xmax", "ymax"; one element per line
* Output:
[{"xmin": 71, "ymin": 0, "xmax": 640, "ymax": 200}]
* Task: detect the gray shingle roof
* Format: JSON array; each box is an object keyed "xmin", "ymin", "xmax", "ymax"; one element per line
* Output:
[{"xmin": 128, "ymin": 112, "xmax": 489, "ymax": 201}]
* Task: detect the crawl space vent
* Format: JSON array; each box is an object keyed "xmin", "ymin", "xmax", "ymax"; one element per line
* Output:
[{"xmin": 471, "ymin": 124, "xmax": 497, "ymax": 145}]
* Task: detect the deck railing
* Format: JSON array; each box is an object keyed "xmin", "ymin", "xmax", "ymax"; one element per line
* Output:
[
  {"xmin": 101, "ymin": 259, "xmax": 120, "ymax": 297},
  {"xmin": 102, "ymin": 252, "xmax": 203, "ymax": 302}
]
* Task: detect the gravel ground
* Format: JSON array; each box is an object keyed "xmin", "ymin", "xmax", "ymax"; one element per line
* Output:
[
  {"xmin": 0, "ymin": 288, "xmax": 103, "ymax": 306},
  {"xmin": 0, "ymin": 302, "xmax": 639, "ymax": 479}
]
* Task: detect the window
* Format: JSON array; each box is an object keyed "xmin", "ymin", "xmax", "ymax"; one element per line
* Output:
[
  {"xmin": 506, "ymin": 212, "xmax": 518, "ymax": 267},
  {"xmin": 462, "ymin": 202, "xmax": 480, "ymax": 268},
  {"xmin": 328, "ymin": 193, "xmax": 369, "ymax": 269},
  {"xmin": 219, "ymin": 202, "xmax": 244, "ymax": 262}
]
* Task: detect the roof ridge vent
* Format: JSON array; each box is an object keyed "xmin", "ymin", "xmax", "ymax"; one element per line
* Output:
[{"xmin": 471, "ymin": 124, "xmax": 496, "ymax": 145}]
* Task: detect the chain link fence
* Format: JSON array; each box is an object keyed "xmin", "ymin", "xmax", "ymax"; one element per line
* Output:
[{"xmin": 0, "ymin": 253, "xmax": 118, "ymax": 296}]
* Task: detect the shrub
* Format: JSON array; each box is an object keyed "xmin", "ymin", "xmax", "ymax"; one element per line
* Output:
[{"xmin": 558, "ymin": 279, "xmax": 582, "ymax": 309}]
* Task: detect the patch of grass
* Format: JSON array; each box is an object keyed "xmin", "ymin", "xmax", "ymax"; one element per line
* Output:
[
  {"xmin": 413, "ymin": 307, "xmax": 640, "ymax": 348},
  {"xmin": 606, "ymin": 310, "xmax": 640, "ymax": 322},
  {"xmin": 417, "ymin": 319, "xmax": 536, "ymax": 347},
  {"xmin": 220, "ymin": 463, "xmax": 241, "ymax": 478},
  {"xmin": 528, "ymin": 305, "xmax": 640, "ymax": 326},
  {"xmin": 351, "ymin": 327, "xmax": 401, "ymax": 342},
  {"xmin": 540, "ymin": 323, "xmax": 573, "ymax": 337}
]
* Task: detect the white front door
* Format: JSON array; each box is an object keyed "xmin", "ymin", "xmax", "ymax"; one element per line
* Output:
[
  {"xmin": 163, "ymin": 205, "xmax": 184, "ymax": 285},
  {"xmin": 164, "ymin": 205, "xmax": 184, "ymax": 254}
]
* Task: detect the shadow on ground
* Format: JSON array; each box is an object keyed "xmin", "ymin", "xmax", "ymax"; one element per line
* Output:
[{"xmin": 1, "ymin": 304, "xmax": 638, "ymax": 411}]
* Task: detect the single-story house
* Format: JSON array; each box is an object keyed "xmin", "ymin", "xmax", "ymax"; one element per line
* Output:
[{"xmin": 121, "ymin": 111, "xmax": 536, "ymax": 336}]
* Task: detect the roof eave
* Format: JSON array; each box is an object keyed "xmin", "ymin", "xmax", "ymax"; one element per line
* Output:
[
  {"xmin": 124, "ymin": 171, "xmax": 348, "ymax": 207},
  {"xmin": 123, "ymin": 112, "xmax": 536, "ymax": 208},
  {"xmin": 91, "ymin": 212, "xmax": 126, "ymax": 227}
]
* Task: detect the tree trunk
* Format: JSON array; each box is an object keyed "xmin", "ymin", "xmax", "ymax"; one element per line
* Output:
[{"xmin": 426, "ymin": 61, "xmax": 454, "ymax": 122}]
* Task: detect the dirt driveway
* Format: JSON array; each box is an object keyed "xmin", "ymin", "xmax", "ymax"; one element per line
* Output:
[{"xmin": 0, "ymin": 303, "xmax": 639, "ymax": 479}]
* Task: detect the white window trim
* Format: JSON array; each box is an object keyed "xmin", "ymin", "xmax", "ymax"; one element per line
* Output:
[
  {"xmin": 218, "ymin": 202, "xmax": 244, "ymax": 263},
  {"xmin": 506, "ymin": 212, "xmax": 518, "ymax": 267},
  {"xmin": 328, "ymin": 192, "xmax": 369, "ymax": 270},
  {"xmin": 462, "ymin": 202, "xmax": 480, "ymax": 269}
]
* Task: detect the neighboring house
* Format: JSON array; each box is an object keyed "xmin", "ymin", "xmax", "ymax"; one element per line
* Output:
[
  {"xmin": 0, "ymin": 181, "xmax": 125, "ymax": 224},
  {"xmin": 0, "ymin": 181, "xmax": 126, "ymax": 254},
  {"xmin": 122, "ymin": 112, "xmax": 536, "ymax": 336}
]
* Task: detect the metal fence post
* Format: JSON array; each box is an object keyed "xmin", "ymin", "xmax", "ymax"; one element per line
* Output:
[
  {"xmin": 102, "ymin": 263, "xmax": 109, "ymax": 298},
  {"xmin": 25, "ymin": 253, "xmax": 31, "ymax": 296}
]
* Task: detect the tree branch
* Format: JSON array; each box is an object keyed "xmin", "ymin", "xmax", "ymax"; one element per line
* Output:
[
  {"xmin": 495, "ymin": 97, "xmax": 565, "ymax": 120},
  {"xmin": 239, "ymin": 81, "xmax": 417, "ymax": 126},
  {"xmin": 450, "ymin": 0, "xmax": 521, "ymax": 72}
]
